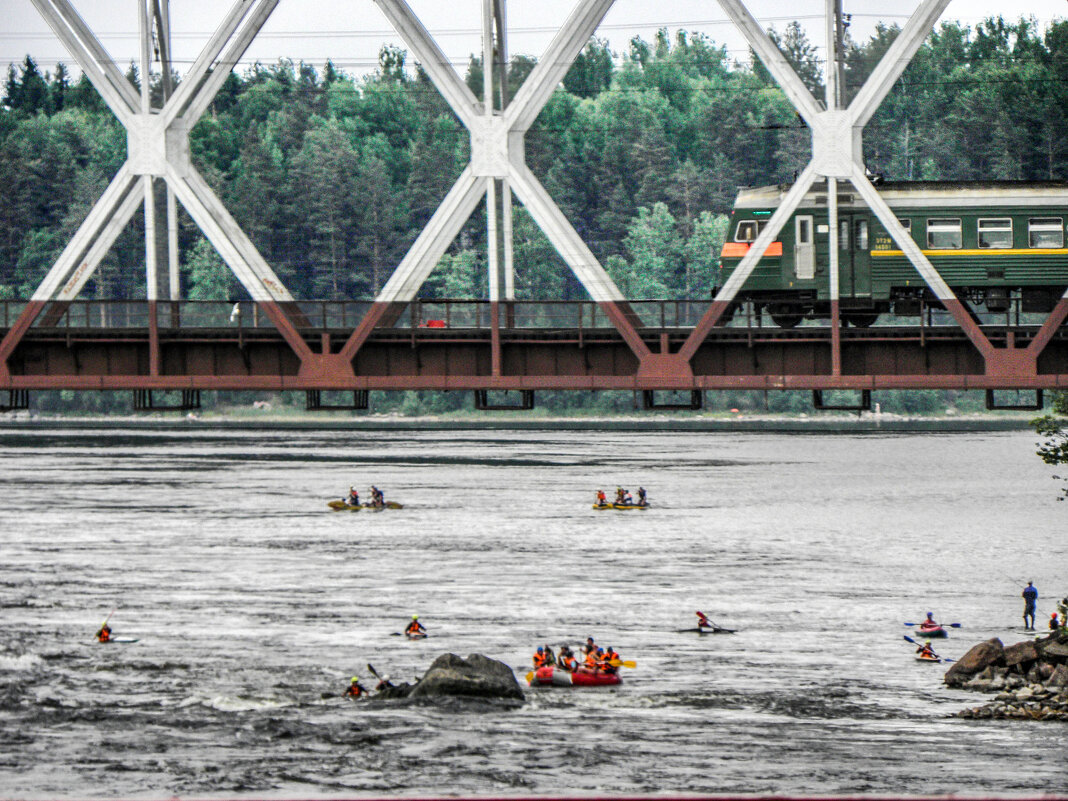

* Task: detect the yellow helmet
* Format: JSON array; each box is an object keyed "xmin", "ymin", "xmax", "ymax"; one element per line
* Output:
[
  {"xmin": 351, "ymin": 676, "xmax": 359, "ymax": 682},
  {"xmin": 412, "ymin": 614, "xmax": 418, "ymax": 620}
]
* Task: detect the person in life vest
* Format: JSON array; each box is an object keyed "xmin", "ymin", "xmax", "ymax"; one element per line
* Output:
[
  {"xmin": 601, "ymin": 646, "xmax": 620, "ymax": 674},
  {"xmin": 345, "ymin": 676, "xmax": 368, "ymax": 698},
  {"xmin": 924, "ymin": 612, "xmax": 937, "ymax": 625},
  {"xmin": 596, "ymin": 490, "xmax": 607, "ymax": 506},
  {"xmin": 405, "ymin": 615, "xmax": 426, "ymax": 637},
  {"xmin": 581, "ymin": 637, "xmax": 597, "ymax": 659},
  {"xmin": 696, "ymin": 611, "xmax": 713, "ymax": 629},
  {"xmin": 623, "ymin": 490, "xmax": 633, "ymax": 505},
  {"xmin": 542, "ymin": 645, "xmax": 557, "ymax": 667},
  {"xmin": 557, "ymin": 646, "xmax": 578, "ymax": 672},
  {"xmin": 1050, "ymin": 613, "xmax": 1060, "ymax": 631},
  {"xmin": 96, "ymin": 623, "xmax": 112, "ymax": 643},
  {"xmin": 370, "ymin": 486, "xmax": 385, "ymax": 507},
  {"xmin": 637, "ymin": 487, "xmax": 647, "ymax": 506},
  {"xmin": 375, "ymin": 674, "xmax": 395, "ymax": 692},
  {"xmin": 586, "ymin": 647, "xmax": 605, "ymax": 671},
  {"xmin": 347, "ymin": 486, "xmax": 360, "ymax": 506},
  {"xmin": 615, "ymin": 487, "xmax": 626, "ymax": 504},
  {"xmin": 532, "ymin": 646, "xmax": 549, "ymax": 668},
  {"xmin": 916, "ymin": 641, "xmax": 937, "ymax": 659}
]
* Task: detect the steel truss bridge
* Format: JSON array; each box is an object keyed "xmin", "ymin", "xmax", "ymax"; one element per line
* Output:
[{"xmin": 2, "ymin": 0, "xmax": 1066, "ymax": 413}]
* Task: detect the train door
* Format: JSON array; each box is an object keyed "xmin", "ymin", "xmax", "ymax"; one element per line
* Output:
[
  {"xmin": 794, "ymin": 215, "xmax": 815, "ymax": 280},
  {"xmin": 837, "ymin": 215, "xmax": 872, "ymax": 297}
]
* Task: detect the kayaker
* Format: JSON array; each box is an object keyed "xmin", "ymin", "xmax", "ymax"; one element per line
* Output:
[
  {"xmin": 596, "ymin": 490, "xmax": 607, "ymax": 506},
  {"xmin": 405, "ymin": 615, "xmax": 426, "ymax": 637},
  {"xmin": 637, "ymin": 486, "xmax": 647, "ymax": 506},
  {"xmin": 345, "ymin": 676, "xmax": 368, "ymax": 698},
  {"xmin": 925, "ymin": 612, "xmax": 936, "ymax": 625},
  {"xmin": 1022, "ymin": 581, "xmax": 1038, "ymax": 630},
  {"xmin": 696, "ymin": 611, "xmax": 713, "ymax": 629},
  {"xmin": 916, "ymin": 640, "xmax": 937, "ymax": 659},
  {"xmin": 1050, "ymin": 613, "xmax": 1060, "ymax": 631},
  {"xmin": 375, "ymin": 674, "xmax": 395, "ymax": 692},
  {"xmin": 347, "ymin": 486, "xmax": 360, "ymax": 506},
  {"xmin": 96, "ymin": 623, "xmax": 112, "ymax": 643},
  {"xmin": 557, "ymin": 646, "xmax": 578, "ymax": 672}
]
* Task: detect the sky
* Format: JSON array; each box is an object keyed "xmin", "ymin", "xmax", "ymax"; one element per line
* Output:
[{"xmin": 3, "ymin": 0, "xmax": 1066, "ymax": 80}]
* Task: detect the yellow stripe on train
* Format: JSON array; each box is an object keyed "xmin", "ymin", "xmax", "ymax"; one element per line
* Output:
[{"xmin": 871, "ymin": 248, "xmax": 1068, "ymax": 257}]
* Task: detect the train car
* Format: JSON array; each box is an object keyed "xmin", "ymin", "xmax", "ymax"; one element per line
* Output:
[{"xmin": 718, "ymin": 181, "xmax": 1068, "ymax": 327}]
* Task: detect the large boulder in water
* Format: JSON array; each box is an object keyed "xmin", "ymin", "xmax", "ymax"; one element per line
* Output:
[
  {"xmin": 407, "ymin": 653, "xmax": 524, "ymax": 702},
  {"xmin": 945, "ymin": 638, "xmax": 1004, "ymax": 688}
]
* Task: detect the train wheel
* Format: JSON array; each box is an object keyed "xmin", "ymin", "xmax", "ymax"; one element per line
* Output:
[
  {"xmin": 844, "ymin": 312, "xmax": 879, "ymax": 328},
  {"xmin": 769, "ymin": 312, "xmax": 802, "ymax": 329}
]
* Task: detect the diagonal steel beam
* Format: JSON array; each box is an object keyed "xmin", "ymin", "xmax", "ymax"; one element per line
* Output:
[
  {"xmin": 29, "ymin": 0, "xmax": 137, "ymax": 125},
  {"xmin": 848, "ymin": 0, "xmax": 952, "ymax": 128},
  {"xmin": 374, "ymin": 0, "xmax": 480, "ymax": 127},
  {"xmin": 178, "ymin": 0, "xmax": 281, "ymax": 127},
  {"xmin": 508, "ymin": 162, "xmax": 650, "ymax": 358},
  {"xmin": 678, "ymin": 164, "xmax": 820, "ymax": 362},
  {"xmin": 715, "ymin": 0, "xmax": 824, "ymax": 127},
  {"xmin": 847, "ymin": 164, "xmax": 996, "ymax": 359},
  {"xmin": 159, "ymin": 0, "xmax": 259, "ymax": 127},
  {"xmin": 504, "ymin": 0, "xmax": 615, "ymax": 132}
]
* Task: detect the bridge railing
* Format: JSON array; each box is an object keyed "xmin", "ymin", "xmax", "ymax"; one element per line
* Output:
[{"xmin": 1, "ymin": 297, "xmax": 1056, "ymax": 332}]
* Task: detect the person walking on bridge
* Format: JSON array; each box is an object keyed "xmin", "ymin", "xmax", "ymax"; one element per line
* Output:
[{"xmin": 1022, "ymin": 581, "xmax": 1038, "ymax": 630}]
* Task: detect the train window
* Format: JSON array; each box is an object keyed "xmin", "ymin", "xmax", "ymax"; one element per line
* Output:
[
  {"xmin": 897, "ymin": 218, "xmax": 912, "ymax": 233},
  {"xmin": 978, "ymin": 218, "xmax": 1013, "ymax": 249},
  {"xmin": 797, "ymin": 216, "xmax": 812, "ymax": 245},
  {"xmin": 839, "ymin": 220, "xmax": 850, "ymax": 249},
  {"xmin": 855, "ymin": 220, "xmax": 869, "ymax": 250},
  {"xmin": 927, "ymin": 218, "xmax": 962, "ymax": 249},
  {"xmin": 734, "ymin": 220, "xmax": 768, "ymax": 242},
  {"xmin": 1029, "ymin": 218, "xmax": 1064, "ymax": 248}
]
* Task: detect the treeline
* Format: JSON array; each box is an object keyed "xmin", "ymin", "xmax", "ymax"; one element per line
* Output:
[{"xmin": 3, "ymin": 16, "xmax": 1068, "ymax": 306}]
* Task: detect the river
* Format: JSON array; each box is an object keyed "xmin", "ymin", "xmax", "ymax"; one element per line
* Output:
[{"xmin": 1, "ymin": 424, "xmax": 1066, "ymax": 797}]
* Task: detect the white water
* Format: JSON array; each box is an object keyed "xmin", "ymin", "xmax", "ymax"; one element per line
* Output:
[{"xmin": 0, "ymin": 425, "xmax": 1066, "ymax": 797}]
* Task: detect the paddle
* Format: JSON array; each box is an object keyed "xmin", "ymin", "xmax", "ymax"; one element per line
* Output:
[
  {"xmin": 609, "ymin": 658, "xmax": 636, "ymax": 668},
  {"xmin": 903, "ymin": 634, "xmax": 954, "ymax": 662}
]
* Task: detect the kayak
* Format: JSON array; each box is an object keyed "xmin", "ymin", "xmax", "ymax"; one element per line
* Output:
[
  {"xmin": 916, "ymin": 623, "xmax": 947, "ymax": 638},
  {"xmin": 915, "ymin": 653, "xmax": 942, "ymax": 663},
  {"xmin": 528, "ymin": 666, "xmax": 622, "ymax": 687},
  {"xmin": 592, "ymin": 503, "xmax": 649, "ymax": 511},
  {"xmin": 406, "ymin": 632, "xmax": 428, "ymax": 641},
  {"xmin": 676, "ymin": 626, "xmax": 736, "ymax": 635},
  {"xmin": 328, "ymin": 500, "xmax": 404, "ymax": 511},
  {"xmin": 98, "ymin": 638, "xmax": 139, "ymax": 644}
]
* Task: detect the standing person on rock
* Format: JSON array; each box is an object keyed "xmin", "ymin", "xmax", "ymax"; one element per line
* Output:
[{"xmin": 1022, "ymin": 581, "xmax": 1038, "ymax": 630}]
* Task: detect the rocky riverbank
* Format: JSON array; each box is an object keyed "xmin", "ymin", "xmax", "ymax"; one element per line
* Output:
[{"xmin": 945, "ymin": 629, "xmax": 1068, "ymax": 720}]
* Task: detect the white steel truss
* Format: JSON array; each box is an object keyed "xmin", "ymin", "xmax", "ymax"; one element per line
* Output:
[
  {"xmin": 11, "ymin": 0, "xmax": 1047, "ymax": 382},
  {"xmin": 5, "ymin": 0, "xmax": 315, "ymax": 368}
]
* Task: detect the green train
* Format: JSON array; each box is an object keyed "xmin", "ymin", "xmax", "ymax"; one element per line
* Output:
[{"xmin": 718, "ymin": 180, "xmax": 1068, "ymax": 327}]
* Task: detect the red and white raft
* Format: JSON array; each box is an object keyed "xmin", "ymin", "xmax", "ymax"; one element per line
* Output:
[{"xmin": 529, "ymin": 666, "xmax": 622, "ymax": 687}]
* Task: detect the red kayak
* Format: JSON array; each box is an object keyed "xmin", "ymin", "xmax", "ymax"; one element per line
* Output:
[
  {"xmin": 917, "ymin": 622, "xmax": 947, "ymax": 638},
  {"xmin": 529, "ymin": 666, "xmax": 622, "ymax": 687}
]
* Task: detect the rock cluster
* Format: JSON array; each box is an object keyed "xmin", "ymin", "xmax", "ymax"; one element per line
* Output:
[
  {"xmin": 945, "ymin": 629, "xmax": 1068, "ymax": 720},
  {"xmin": 367, "ymin": 653, "xmax": 524, "ymax": 704}
]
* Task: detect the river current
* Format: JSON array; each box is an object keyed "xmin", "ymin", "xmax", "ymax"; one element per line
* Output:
[{"xmin": 1, "ymin": 423, "xmax": 1066, "ymax": 797}]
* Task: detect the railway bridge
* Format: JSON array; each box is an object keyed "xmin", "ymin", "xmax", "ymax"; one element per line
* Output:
[{"xmin": 2, "ymin": 0, "xmax": 1066, "ymax": 412}]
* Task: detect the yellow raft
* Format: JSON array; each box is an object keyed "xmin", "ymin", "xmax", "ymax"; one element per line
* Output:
[
  {"xmin": 592, "ymin": 503, "xmax": 649, "ymax": 511},
  {"xmin": 328, "ymin": 500, "xmax": 404, "ymax": 511}
]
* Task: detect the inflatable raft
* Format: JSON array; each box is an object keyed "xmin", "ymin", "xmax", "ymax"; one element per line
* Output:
[
  {"xmin": 592, "ymin": 503, "xmax": 649, "ymax": 511},
  {"xmin": 529, "ymin": 666, "xmax": 622, "ymax": 687},
  {"xmin": 328, "ymin": 500, "xmax": 404, "ymax": 511}
]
